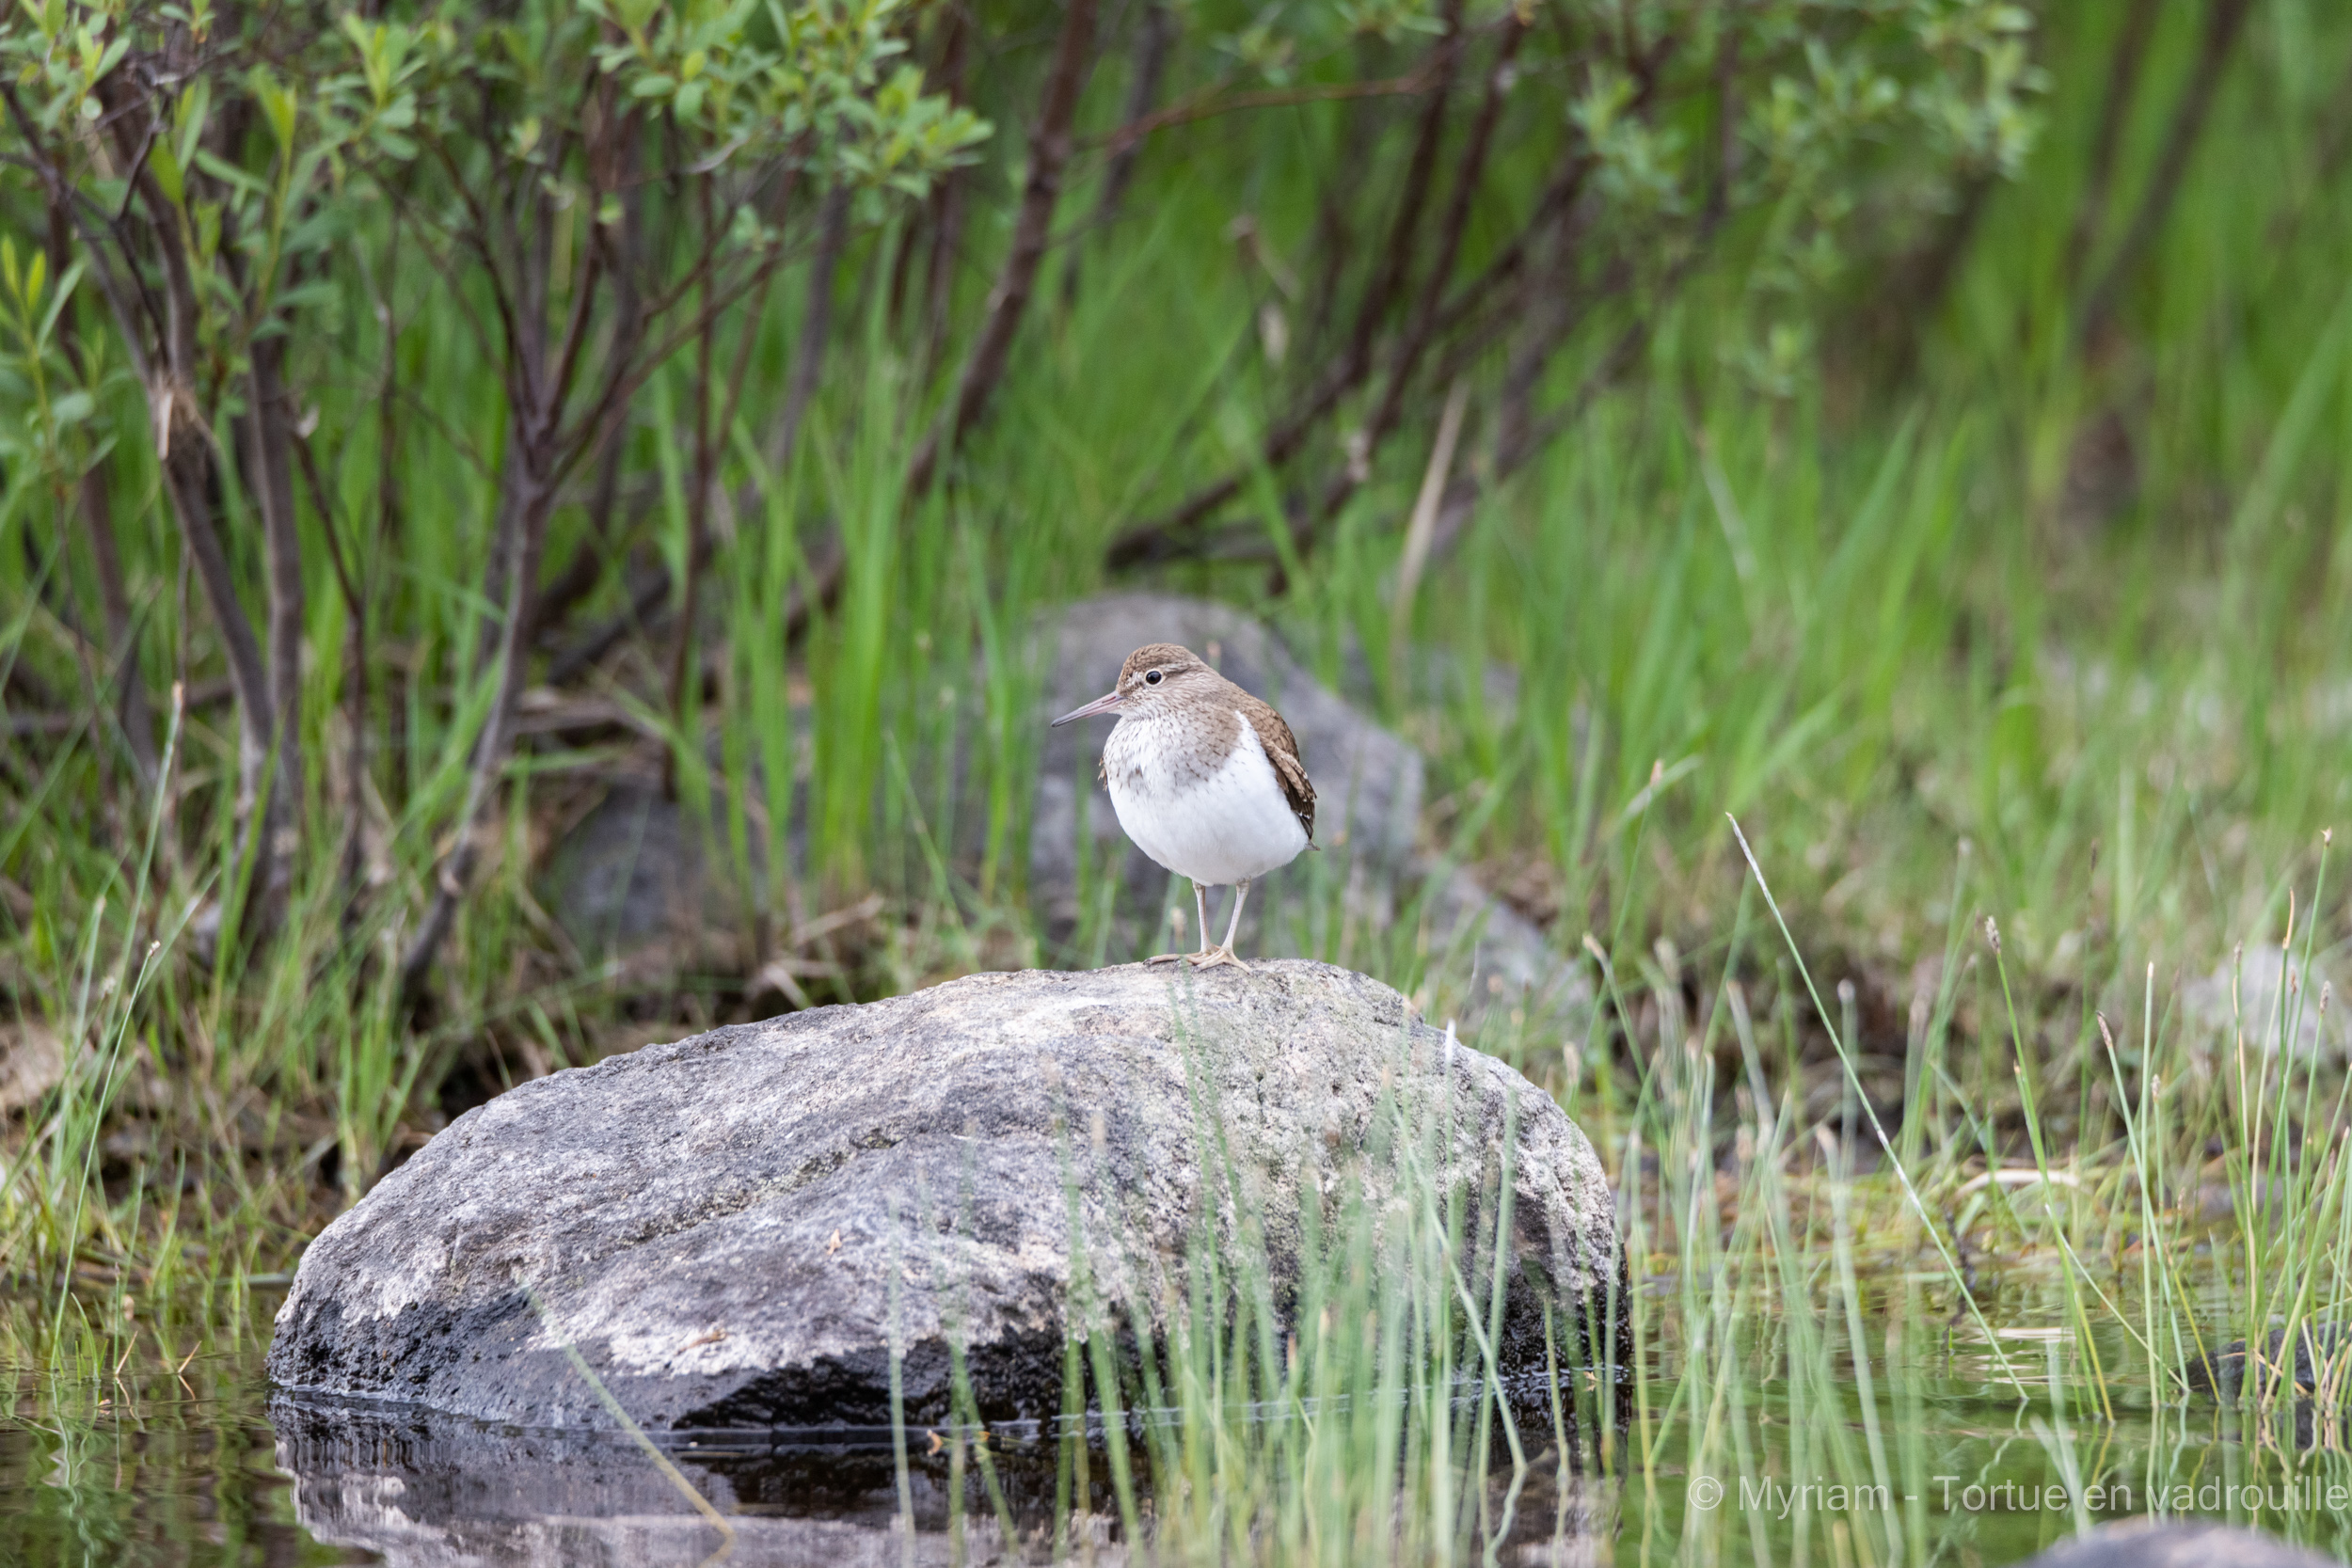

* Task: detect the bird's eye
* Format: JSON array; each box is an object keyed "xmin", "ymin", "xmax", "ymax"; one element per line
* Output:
[{"xmin": 1144, "ymin": 669, "xmax": 1164, "ymax": 686}]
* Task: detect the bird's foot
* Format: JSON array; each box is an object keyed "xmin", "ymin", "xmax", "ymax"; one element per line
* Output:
[
  {"xmin": 1187, "ymin": 945, "xmax": 1249, "ymax": 973},
  {"xmin": 1147, "ymin": 948, "xmax": 1213, "ymax": 966}
]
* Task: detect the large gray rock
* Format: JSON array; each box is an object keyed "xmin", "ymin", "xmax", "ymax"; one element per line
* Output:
[{"xmin": 269, "ymin": 962, "xmax": 1620, "ymax": 1432}]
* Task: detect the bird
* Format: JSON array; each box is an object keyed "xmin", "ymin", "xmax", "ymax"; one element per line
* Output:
[{"xmin": 1050, "ymin": 642, "xmax": 1315, "ymax": 972}]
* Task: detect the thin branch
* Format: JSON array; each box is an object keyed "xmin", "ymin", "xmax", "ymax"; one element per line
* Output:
[
  {"xmin": 44, "ymin": 196, "xmax": 157, "ymax": 791},
  {"xmin": 246, "ymin": 327, "xmax": 308, "ymax": 879},
  {"xmin": 1315, "ymin": 15, "xmax": 1524, "ymax": 531},
  {"xmin": 1063, "ymin": 0, "xmax": 1176, "ymax": 306},
  {"xmin": 666, "ymin": 182, "xmax": 725, "ymax": 774},
  {"xmin": 0, "ymin": 84, "xmax": 157, "ymax": 394},
  {"xmin": 771, "ymin": 183, "xmax": 850, "ymax": 476},
  {"xmin": 906, "ymin": 0, "xmax": 1102, "ymax": 499},
  {"xmin": 378, "ymin": 177, "xmax": 503, "ymax": 367},
  {"xmin": 1337, "ymin": 0, "xmax": 1470, "ymax": 400},
  {"xmin": 293, "ymin": 426, "xmax": 371, "ymax": 921},
  {"xmin": 532, "ymin": 119, "xmax": 644, "ymax": 648},
  {"xmin": 1104, "ymin": 17, "xmax": 1510, "ymax": 571},
  {"xmin": 2074, "ymin": 0, "xmax": 2256, "ymax": 353},
  {"xmin": 916, "ymin": 4, "xmax": 973, "ymax": 377},
  {"xmin": 1104, "ymin": 356, "xmax": 1359, "ymax": 568},
  {"xmin": 425, "ymin": 130, "xmax": 532, "ymax": 393},
  {"xmin": 551, "ymin": 243, "xmax": 783, "ymax": 475},
  {"xmin": 544, "ymin": 219, "xmax": 610, "ymax": 426},
  {"xmin": 397, "ymin": 466, "xmax": 555, "ymax": 1009},
  {"xmin": 1088, "ymin": 63, "xmax": 1446, "ymax": 160},
  {"xmin": 87, "ymin": 69, "xmax": 287, "ymax": 923},
  {"xmin": 2062, "ymin": 0, "xmax": 2160, "ymax": 297}
]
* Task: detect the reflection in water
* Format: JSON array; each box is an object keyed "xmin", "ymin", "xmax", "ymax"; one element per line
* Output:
[
  {"xmin": 262, "ymin": 1401, "xmax": 1618, "ymax": 1568},
  {"xmin": 274, "ymin": 1393, "xmax": 1108, "ymax": 1567},
  {"xmin": 0, "ymin": 1350, "xmax": 355, "ymax": 1568},
  {"xmin": 269, "ymin": 1394, "xmax": 1611, "ymax": 1567}
]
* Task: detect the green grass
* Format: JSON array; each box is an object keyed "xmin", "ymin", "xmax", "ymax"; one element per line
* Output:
[{"xmin": 8, "ymin": 0, "xmax": 2352, "ymax": 1561}]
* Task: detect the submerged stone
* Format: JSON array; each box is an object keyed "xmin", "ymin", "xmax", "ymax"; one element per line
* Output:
[
  {"xmin": 2185, "ymin": 1323, "xmax": 2352, "ymax": 1401},
  {"xmin": 268, "ymin": 961, "xmax": 1621, "ymax": 1432}
]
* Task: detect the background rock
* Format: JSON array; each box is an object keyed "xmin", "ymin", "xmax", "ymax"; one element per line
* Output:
[
  {"xmin": 537, "ymin": 764, "xmax": 755, "ymax": 978},
  {"xmin": 1032, "ymin": 592, "xmax": 1423, "ymax": 914},
  {"xmin": 2181, "ymin": 946, "xmax": 2341, "ymax": 1062},
  {"xmin": 536, "ymin": 594, "xmax": 1592, "ymax": 1032},
  {"xmin": 0, "ymin": 1021, "xmax": 65, "ymax": 1116},
  {"xmin": 269, "ymin": 961, "xmax": 1621, "ymax": 1433},
  {"xmin": 1036, "ymin": 594, "xmax": 1585, "ymax": 1026},
  {"xmin": 2019, "ymin": 1518, "xmax": 2343, "ymax": 1567}
]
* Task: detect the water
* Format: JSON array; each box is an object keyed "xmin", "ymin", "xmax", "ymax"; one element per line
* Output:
[{"xmin": 7, "ymin": 1284, "xmax": 2352, "ymax": 1566}]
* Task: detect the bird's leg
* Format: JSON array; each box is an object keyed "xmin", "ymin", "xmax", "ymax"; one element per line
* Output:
[
  {"xmin": 1149, "ymin": 880, "xmax": 1217, "ymax": 964},
  {"xmin": 1191, "ymin": 879, "xmax": 1252, "ymax": 972}
]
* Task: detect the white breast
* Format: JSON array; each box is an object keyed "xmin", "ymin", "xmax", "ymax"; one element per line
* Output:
[{"xmin": 1103, "ymin": 709, "xmax": 1310, "ymax": 887}]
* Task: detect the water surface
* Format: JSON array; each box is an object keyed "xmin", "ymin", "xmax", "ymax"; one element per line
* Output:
[{"xmin": 7, "ymin": 1279, "xmax": 2352, "ymax": 1566}]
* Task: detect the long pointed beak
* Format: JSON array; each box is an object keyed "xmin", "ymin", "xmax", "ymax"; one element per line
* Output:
[{"xmin": 1050, "ymin": 689, "xmax": 1123, "ymax": 727}]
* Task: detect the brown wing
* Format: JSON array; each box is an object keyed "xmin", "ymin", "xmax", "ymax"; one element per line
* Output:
[{"xmin": 1241, "ymin": 699, "xmax": 1315, "ymax": 842}]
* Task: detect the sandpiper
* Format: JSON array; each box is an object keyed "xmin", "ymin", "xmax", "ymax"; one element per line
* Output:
[{"xmin": 1050, "ymin": 642, "xmax": 1315, "ymax": 972}]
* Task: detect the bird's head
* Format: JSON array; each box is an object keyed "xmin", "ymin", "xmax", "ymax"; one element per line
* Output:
[{"xmin": 1050, "ymin": 642, "xmax": 1212, "ymax": 726}]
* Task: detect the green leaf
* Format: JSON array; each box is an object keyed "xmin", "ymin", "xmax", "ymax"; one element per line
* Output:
[
  {"xmin": 192, "ymin": 148, "xmax": 269, "ymax": 198},
  {"xmin": 254, "ymin": 68, "xmax": 298, "ymax": 150},
  {"xmin": 276, "ymin": 278, "xmax": 342, "ymax": 316},
  {"xmin": 35, "ymin": 261, "xmax": 82, "ymax": 345},
  {"xmin": 285, "ymin": 210, "xmax": 349, "ymax": 256},
  {"xmin": 173, "ymin": 77, "xmax": 211, "ymax": 176},
  {"xmin": 149, "ymin": 141, "xmax": 186, "ymax": 208}
]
